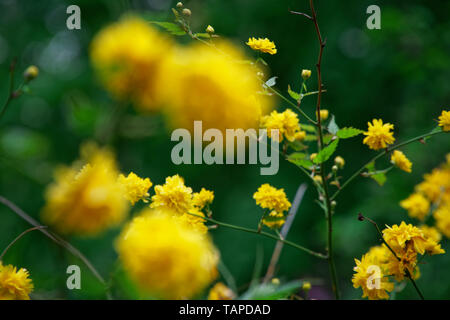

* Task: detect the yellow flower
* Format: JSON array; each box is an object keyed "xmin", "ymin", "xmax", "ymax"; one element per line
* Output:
[
  {"xmin": 253, "ymin": 184, "xmax": 291, "ymax": 213},
  {"xmin": 302, "ymin": 281, "xmax": 311, "ymax": 291},
  {"xmin": 438, "ymin": 110, "xmax": 450, "ymax": 131},
  {"xmin": 23, "ymin": 65, "xmax": 39, "ymax": 81},
  {"xmin": 42, "ymin": 143, "xmax": 128, "ymax": 236},
  {"xmin": 246, "ymin": 37, "xmax": 277, "ymax": 55},
  {"xmin": 150, "ymin": 175, "xmax": 193, "ymax": 215},
  {"xmin": 400, "ymin": 193, "xmax": 430, "ymax": 221},
  {"xmin": 419, "ymin": 225, "xmax": 445, "ymax": 255},
  {"xmin": 363, "ymin": 119, "xmax": 395, "ymax": 150},
  {"xmin": 261, "ymin": 109, "xmax": 306, "ymax": 142},
  {"xmin": 316, "ymin": 109, "xmax": 329, "ymax": 121},
  {"xmin": 208, "ymin": 282, "xmax": 235, "ymax": 300},
  {"xmin": 416, "ymin": 167, "xmax": 450, "ymax": 203},
  {"xmin": 161, "ymin": 41, "xmax": 273, "ymax": 133},
  {"xmin": 434, "ymin": 203, "xmax": 450, "ymax": 238},
  {"xmin": 313, "ymin": 175, "xmax": 323, "ymax": 184},
  {"xmin": 90, "ymin": 16, "xmax": 172, "ymax": 111},
  {"xmin": 192, "ymin": 188, "xmax": 214, "ymax": 210},
  {"xmin": 262, "ymin": 210, "xmax": 286, "ymax": 229},
  {"xmin": 352, "ymin": 253, "xmax": 394, "ymax": 300},
  {"xmin": 183, "ymin": 207, "xmax": 209, "ymax": 234},
  {"xmin": 390, "ymin": 150, "xmax": 412, "ymax": 173},
  {"xmin": 384, "ymin": 243, "xmax": 420, "ymax": 281},
  {"xmin": 118, "ymin": 172, "xmax": 152, "ymax": 205},
  {"xmin": 0, "ymin": 263, "xmax": 33, "ymax": 300},
  {"xmin": 334, "ymin": 156, "xmax": 345, "ymax": 169},
  {"xmin": 382, "ymin": 222, "xmax": 427, "ymax": 255},
  {"xmin": 115, "ymin": 208, "xmax": 218, "ymax": 299}
]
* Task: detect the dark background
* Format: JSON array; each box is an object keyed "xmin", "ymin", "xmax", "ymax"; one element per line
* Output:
[{"xmin": 0, "ymin": 0, "xmax": 449, "ymax": 299}]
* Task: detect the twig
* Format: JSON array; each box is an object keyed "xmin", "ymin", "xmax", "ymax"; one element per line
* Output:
[{"xmin": 0, "ymin": 226, "xmax": 47, "ymax": 261}]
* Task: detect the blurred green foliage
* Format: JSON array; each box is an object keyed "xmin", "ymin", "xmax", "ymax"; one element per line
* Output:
[{"xmin": 0, "ymin": 0, "xmax": 449, "ymax": 299}]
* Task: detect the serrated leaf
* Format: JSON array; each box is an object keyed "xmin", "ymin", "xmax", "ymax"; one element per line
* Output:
[
  {"xmin": 313, "ymin": 138, "xmax": 339, "ymax": 164},
  {"xmin": 327, "ymin": 115, "xmax": 339, "ymax": 135},
  {"xmin": 287, "ymin": 152, "xmax": 314, "ymax": 169},
  {"xmin": 300, "ymin": 124, "xmax": 316, "ymax": 133},
  {"xmin": 264, "ymin": 76, "xmax": 277, "ymax": 88},
  {"xmin": 149, "ymin": 21, "xmax": 186, "ymax": 35},
  {"xmin": 336, "ymin": 127, "xmax": 363, "ymax": 139},
  {"xmin": 287, "ymin": 85, "xmax": 300, "ymax": 101}
]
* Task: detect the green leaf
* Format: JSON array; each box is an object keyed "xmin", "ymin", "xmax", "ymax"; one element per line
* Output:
[
  {"xmin": 287, "ymin": 152, "xmax": 314, "ymax": 169},
  {"xmin": 336, "ymin": 127, "xmax": 363, "ymax": 139},
  {"xmin": 304, "ymin": 134, "xmax": 317, "ymax": 141},
  {"xmin": 300, "ymin": 124, "xmax": 316, "ymax": 133},
  {"xmin": 322, "ymin": 134, "xmax": 333, "ymax": 145},
  {"xmin": 149, "ymin": 21, "xmax": 186, "ymax": 35},
  {"xmin": 287, "ymin": 85, "xmax": 300, "ymax": 101},
  {"xmin": 239, "ymin": 281, "xmax": 303, "ymax": 300},
  {"xmin": 288, "ymin": 140, "xmax": 307, "ymax": 151},
  {"xmin": 327, "ymin": 115, "xmax": 339, "ymax": 135},
  {"xmin": 424, "ymin": 126, "xmax": 443, "ymax": 141},
  {"xmin": 371, "ymin": 173, "xmax": 387, "ymax": 186},
  {"xmin": 193, "ymin": 32, "xmax": 211, "ymax": 38},
  {"xmin": 313, "ymin": 138, "xmax": 339, "ymax": 164}
]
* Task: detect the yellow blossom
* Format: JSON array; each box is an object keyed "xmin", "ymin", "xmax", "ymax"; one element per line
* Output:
[
  {"xmin": 334, "ymin": 156, "xmax": 345, "ymax": 169},
  {"xmin": 161, "ymin": 41, "xmax": 273, "ymax": 133},
  {"xmin": 382, "ymin": 222, "xmax": 428, "ymax": 255},
  {"xmin": 390, "ymin": 150, "xmax": 412, "ymax": 173},
  {"xmin": 419, "ymin": 225, "xmax": 445, "ymax": 255},
  {"xmin": 116, "ymin": 208, "xmax": 218, "ymax": 299},
  {"xmin": 0, "ymin": 263, "xmax": 33, "ymax": 300},
  {"xmin": 261, "ymin": 109, "xmax": 305, "ymax": 142},
  {"xmin": 246, "ymin": 37, "xmax": 277, "ymax": 55},
  {"xmin": 150, "ymin": 175, "xmax": 193, "ymax": 215},
  {"xmin": 262, "ymin": 210, "xmax": 286, "ymax": 229},
  {"xmin": 438, "ymin": 110, "xmax": 450, "ymax": 131},
  {"xmin": 253, "ymin": 184, "xmax": 291, "ymax": 213},
  {"xmin": 434, "ymin": 204, "xmax": 450, "ymax": 238},
  {"xmin": 363, "ymin": 119, "xmax": 395, "ymax": 150},
  {"xmin": 316, "ymin": 109, "xmax": 329, "ymax": 121},
  {"xmin": 313, "ymin": 175, "xmax": 323, "ymax": 184},
  {"xmin": 118, "ymin": 172, "xmax": 152, "ymax": 205},
  {"xmin": 416, "ymin": 167, "xmax": 450, "ymax": 203},
  {"xmin": 192, "ymin": 188, "xmax": 214, "ymax": 209},
  {"xmin": 302, "ymin": 281, "xmax": 312, "ymax": 291},
  {"xmin": 400, "ymin": 193, "xmax": 430, "ymax": 221},
  {"xmin": 90, "ymin": 16, "xmax": 172, "ymax": 111},
  {"xmin": 23, "ymin": 65, "xmax": 39, "ymax": 81},
  {"xmin": 42, "ymin": 143, "xmax": 128, "ymax": 236},
  {"xmin": 208, "ymin": 282, "xmax": 235, "ymax": 300}
]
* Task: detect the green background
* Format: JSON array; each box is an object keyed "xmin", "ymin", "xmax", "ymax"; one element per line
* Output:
[{"xmin": 0, "ymin": 0, "xmax": 449, "ymax": 299}]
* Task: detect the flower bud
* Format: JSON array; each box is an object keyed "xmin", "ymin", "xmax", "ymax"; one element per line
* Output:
[
  {"xmin": 316, "ymin": 109, "xmax": 329, "ymax": 121},
  {"xmin": 332, "ymin": 165, "xmax": 338, "ymax": 173},
  {"xmin": 302, "ymin": 281, "xmax": 311, "ymax": 291},
  {"xmin": 310, "ymin": 153, "xmax": 317, "ymax": 161},
  {"xmin": 271, "ymin": 278, "xmax": 280, "ymax": 285},
  {"xmin": 334, "ymin": 156, "xmax": 345, "ymax": 169},
  {"xmin": 182, "ymin": 8, "xmax": 191, "ymax": 17},
  {"xmin": 206, "ymin": 25, "xmax": 215, "ymax": 34},
  {"xmin": 331, "ymin": 200, "xmax": 337, "ymax": 209},
  {"xmin": 176, "ymin": 2, "xmax": 183, "ymax": 8},
  {"xmin": 24, "ymin": 65, "xmax": 39, "ymax": 81},
  {"xmin": 301, "ymin": 69, "xmax": 311, "ymax": 80},
  {"xmin": 313, "ymin": 175, "xmax": 322, "ymax": 184}
]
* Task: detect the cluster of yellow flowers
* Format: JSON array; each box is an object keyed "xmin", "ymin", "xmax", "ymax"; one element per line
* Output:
[
  {"xmin": 400, "ymin": 154, "xmax": 450, "ymax": 236},
  {"xmin": 253, "ymin": 184, "xmax": 291, "ymax": 229},
  {"xmin": 260, "ymin": 108, "xmax": 307, "ymax": 142},
  {"xmin": 90, "ymin": 16, "xmax": 274, "ymax": 133},
  {"xmin": 352, "ymin": 222, "xmax": 444, "ymax": 300},
  {"xmin": 0, "ymin": 263, "xmax": 33, "ymax": 300}
]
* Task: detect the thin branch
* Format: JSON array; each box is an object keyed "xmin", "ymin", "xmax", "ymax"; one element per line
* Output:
[
  {"xmin": 289, "ymin": 10, "xmax": 313, "ymax": 20},
  {"xmin": 0, "ymin": 226, "xmax": 47, "ymax": 261}
]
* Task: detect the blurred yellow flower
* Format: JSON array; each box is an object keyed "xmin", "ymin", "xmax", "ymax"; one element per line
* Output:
[
  {"xmin": 162, "ymin": 41, "xmax": 273, "ymax": 133},
  {"xmin": 116, "ymin": 208, "xmax": 218, "ymax": 299},
  {"xmin": 262, "ymin": 210, "xmax": 286, "ymax": 229},
  {"xmin": 317, "ymin": 109, "xmax": 329, "ymax": 121},
  {"xmin": 261, "ymin": 109, "xmax": 305, "ymax": 142},
  {"xmin": 246, "ymin": 37, "xmax": 277, "ymax": 55},
  {"xmin": 416, "ymin": 167, "xmax": 450, "ymax": 203},
  {"xmin": 400, "ymin": 193, "xmax": 430, "ymax": 221},
  {"xmin": 419, "ymin": 225, "xmax": 445, "ymax": 255},
  {"xmin": 150, "ymin": 174, "xmax": 193, "ymax": 215},
  {"xmin": 90, "ymin": 16, "xmax": 172, "ymax": 111},
  {"xmin": 208, "ymin": 282, "xmax": 235, "ymax": 300},
  {"xmin": 253, "ymin": 183, "xmax": 291, "ymax": 213},
  {"xmin": 118, "ymin": 172, "xmax": 152, "ymax": 205},
  {"xmin": 334, "ymin": 156, "xmax": 345, "ymax": 169},
  {"xmin": 438, "ymin": 110, "xmax": 450, "ymax": 131},
  {"xmin": 363, "ymin": 119, "xmax": 395, "ymax": 150},
  {"xmin": 390, "ymin": 150, "xmax": 412, "ymax": 173},
  {"xmin": 434, "ymin": 204, "xmax": 450, "ymax": 238},
  {"xmin": 42, "ymin": 143, "xmax": 128, "ymax": 236},
  {"xmin": 0, "ymin": 263, "xmax": 33, "ymax": 300}
]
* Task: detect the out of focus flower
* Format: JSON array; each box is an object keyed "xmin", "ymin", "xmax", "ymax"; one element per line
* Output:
[
  {"xmin": 318, "ymin": 109, "xmax": 329, "ymax": 121},
  {"xmin": 416, "ymin": 167, "xmax": 450, "ymax": 203},
  {"xmin": 434, "ymin": 204, "xmax": 450, "ymax": 238},
  {"xmin": 208, "ymin": 282, "xmax": 235, "ymax": 300},
  {"xmin": 363, "ymin": 119, "xmax": 395, "ymax": 150},
  {"xmin": 246, "ymin": 37, "xmax": 277, "ymax": 55},
  {"xmin": 0, "ymin": 263, "xmax": 33, "ymax": 300},
  {"xmin": 391, "ymin": 150, "xmax": 412, "ymax": 173},
  {"xmin": 334, "ymin": 156, "xmax": 345, "ymax": 169},
  {"xmin": 116, "ymin": 208, "xmax": 218, "ymax": 299},
  {"xmin": 118, "ymin": 172, "xmax": 152, "ymax": 205},
  {"xmin": 90, "ymin": 16, "xmax": 172, "ymax": 111},
  {"xmin": 23, "ymin": 65, "xmax": 39, "ymax": 81},
  {"xmin": 261, "ymin": 109, "xmax": 305, "ymax": 142},
  {"xmin": 400, "ymin": 193, "xmax": 429, "ymax": 221},
  {"xmin": 42, "ymin": 143, "xmax": 128, "ymax": 236},
  {"xmin": 438, "ymin": 110, "xmax": 450, "ymax": 131}
]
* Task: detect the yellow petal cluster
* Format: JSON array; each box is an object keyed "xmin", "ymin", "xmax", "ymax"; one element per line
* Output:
[
  {"xmin": 262, "ymin": 210, "xmax": 286, "ymax": 229},
  {"xmin": 261, "ymin": 109, "xmax": 306, "ymax": 142},
  {"xmin": 208, "ymin": 282, "xmax": 235, "ymax": 300},
  {"xmin": 192, "ymin": 188, "xmax": 215, "ymax": 210},
  {"xmin": 90, "ymin": 16, "xmax": 172, "ymax": 111},
  {"xmin": 118, "ymin": 172, "xmax": 152, "ymax": 205},
  {"xmin": 42, "ymin": 143, "xmax": 129, "ymax": 236},
  {"xmin": 390, "ymin": 150, "xmax": 412, "ymax": 173},
  {"xmin": 246, "ymin": 37, "xmax": 277, "ymax": 55},
  {"xmin": 150, "ymin": 175, "xmax": 193, "ymax": 214},
  {"xmin": 399, "ymin": 193, "xmax": 430, "ymax": 221},
  {"xmin": 0, "ymin": 263, "xmax": 34, "ymax": 300},
  {"xmin": 363, "ymin": 119, "xmax": 395, "ymax": 150},
  {"xmin": 253, "ymin": 183, "xmax": 291, "ymax": 213},
  {"xmin": 438, "ymin": 110, "xmax": 450, "ymax": 131},
  {"xmin": 115, "ymin": 208, "xmax": 218, "ymax": 299}
]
